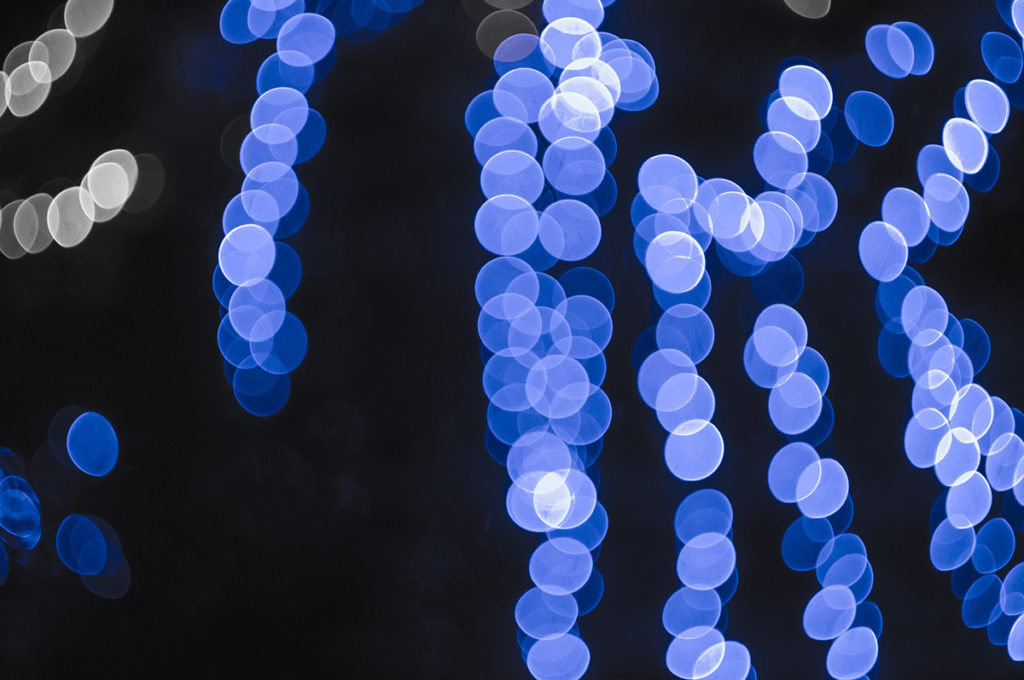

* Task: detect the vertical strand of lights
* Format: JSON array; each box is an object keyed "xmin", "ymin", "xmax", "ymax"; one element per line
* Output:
[
  {"xmin": 630, "ymin": 155, "xmax": 757, "ymax": 678},
  {"xmin": 854, "ymin": 3, "xmax": 1024, "ymax": 661},
  {"xmin": 734, "ymin": 60, "xmax": 886, "ymax": 675},
  {"xmin": 215, "ymin": 0, "xmax": 424, "ymax": 416},
  {"xmin": 745, "ymin": 307, "xmax": 880, "ymax": 680},
  {"xmin": 468, "ymin": 0, "xmax": 658, "ymax": 676},
  {"xmin": 630, "ymin": 29, "xmax": 924, "ymax": 673}
]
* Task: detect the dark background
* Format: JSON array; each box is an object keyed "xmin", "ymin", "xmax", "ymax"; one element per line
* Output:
[{"xmin": 0, "ymin": 0, "xmax": 1022, "ymax": 677}]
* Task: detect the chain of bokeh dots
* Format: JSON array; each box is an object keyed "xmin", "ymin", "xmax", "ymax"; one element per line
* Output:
[
  {"xmin": 631, "ymin": 1, "xmax": 1024, "ymax": 674},
  {"xmin": 0, "ymin": 149, "xmax": 143, "ymax": 261},
  {"xmin": 631, "ymin": 56, "xmax": 883, "ymax": 680},
  {"xmin": 467, "ymin": 0, "xmax": 667, "ymax": 677},
  {"xmin": 0, "ymin": 408, "xmax": 129, "ymax": 599},
  {"xmin": 853, "ymin": 0, "xmax": 1024, "ymax": 663},
  {"xmin": 627, "ymin": 17, "xmax": 944, "ymax": 677},
  {"xmin": 216, "ymin": 0, "xmax": 425, "ymax": 417},
  {"xmin": 212, "ymin": 0, "xmax": 1024, "ymax": 673}
]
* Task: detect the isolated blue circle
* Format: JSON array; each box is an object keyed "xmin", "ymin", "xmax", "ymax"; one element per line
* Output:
[{"xmin": 66, "ymin": 412, "xmax": 118, "ymax": 477}]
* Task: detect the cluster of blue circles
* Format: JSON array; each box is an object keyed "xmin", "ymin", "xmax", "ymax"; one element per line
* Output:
[
  {"xmin": 220, "ymin": 0, "xmax": 420, "ymax": 45},
  {"xmin": 738, "ymin": 40, "xmax": 913, "ymax": 679},
  {"xmin": 467, "ymin": 6, "xmax": 660, "ymax": 271},
  {"xmin": 631, "ymin": 46, "xmax": 901, "ymax": 676},
  {"xmin": 875, "ymin": 276, "xmax": 1024, "ymax": 656},
  {"xmin": 752, "ymin": 308, "xmax": 881, "ymax": 679},
  {"xmin": 627, "ymin": 181, "xmax": 757, "ymax": 676},
  {"xmin": 855, "ymin": 1, "xmax": 1024, "ymax": 663},
  {"xmin": 663, "ymin": 490, "xmax": 753, "ymax": 680},
  {"xmin": 879, "ymin": 270, "xmax": 1024, "ymax": 658},
  {"xmin": 634, "ymin": 65, "xmax": 855, "ymax": 289},
  {"xmin": 217, "ymin": 3, "xmax": 423, "ymax": 416},
  {"xmin": 0, "ymin": 409, "xmax": 128, "ymax": 598},
  {"xmin": 858, "ymin": 20, "xmax": 1024, "ymax": 282},
  {"xmin": 478, "ymin": 260, "xmax": 614, "ymax": 454},
  {"xmin": 469, "ymin": 2, "xmax": 658, "ymax": 678},
  {"xmin": 626, "ymin": 52, "xmax": 846, "ymax": 680}
]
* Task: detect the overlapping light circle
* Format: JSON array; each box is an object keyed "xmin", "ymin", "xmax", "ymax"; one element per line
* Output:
[
  {"xmin": 865, "ymin": 21, "xmax": 934, "ymax": 79},
  {"xmin": 858, "ymin": 69, "xmax": 1010, "ymax": 281}
]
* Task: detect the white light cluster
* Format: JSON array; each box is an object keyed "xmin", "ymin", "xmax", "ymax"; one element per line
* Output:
[
  {"xmin": 0, "ymin": 0, "xmax": 114, "ymax": 119},
  {"xmin": 0, "ymin": 149, "xmax": 138, "ymax": 259}
]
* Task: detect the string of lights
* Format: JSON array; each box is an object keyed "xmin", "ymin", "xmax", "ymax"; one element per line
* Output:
[
  {"xmin": 856, "ymin": 2, "xmax": 1024, "ymax": 660},
  {"xmin": 215, "ymin": 1, "xmax": 424, "ymax": 416},
  {"xmin": 468, "ymin": 0, "xmax": 663, "ymax": 676},
  {"xmin": 627, "ymin": 19, "xmax": 939, "ymax": 675}
]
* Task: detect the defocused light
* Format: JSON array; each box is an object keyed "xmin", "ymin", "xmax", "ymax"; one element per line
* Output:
[{"xmin": 66, "ymin": 411, "xmax": 118, "ymax": 477}]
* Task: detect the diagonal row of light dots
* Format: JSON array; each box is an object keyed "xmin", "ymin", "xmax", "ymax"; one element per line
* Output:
[
  {"xmin": 854, "ymin": 2, "xmax": 1024, "ymax": 661},
  {"xmin": 469, "ymin": 1, "xmax": 658, "ymax": 677},
  {"xmin": 879, "ymin": 271, "xmax": 1024, "ymax": 646},
  {"xmin": 858, "ymin": 34, "xmax": 1014, "ymax": 280},
  {"xmin": 0, "ymin": 149, "xmax": 140, "ymax": 260},
  {"xmin": 629, "ymin": 25, "xmax": 932, "ymax": 673},
  {"xmin": 0, "ymin": 407, "xmax": 130, "ymax": 598},
  {"xmin": 215, "ymin": 2, "xmax": 422, "ymax": 416},
  {"xmin": 0, "ymin": 0, "xmax": 113, "ymax": 121}
]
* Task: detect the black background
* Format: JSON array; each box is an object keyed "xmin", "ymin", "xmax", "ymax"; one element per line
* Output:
[{"xmin": 0, "ymin": 0, "xmax": 1023, "ymax": 677}]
